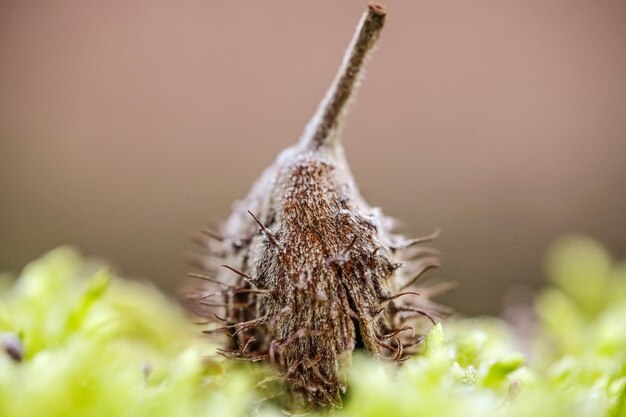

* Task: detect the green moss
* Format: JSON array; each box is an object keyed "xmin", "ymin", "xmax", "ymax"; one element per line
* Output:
[{"xmin": 1, "ymin": 237, "xmax": 625, "ymax": 416}]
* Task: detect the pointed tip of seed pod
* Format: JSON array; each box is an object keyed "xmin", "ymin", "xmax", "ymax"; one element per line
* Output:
[
  {"xmin": 299, "ymin": 3, "xmax": 386, "ymax": 151},
  {"xmin": 368, "ymin": 2, "xmax": 386, "ymax": 16}
]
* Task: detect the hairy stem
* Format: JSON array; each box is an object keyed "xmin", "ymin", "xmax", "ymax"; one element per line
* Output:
[{"xmin": 301, "ymin": 3, "xmax": 386, "ymax": 150}]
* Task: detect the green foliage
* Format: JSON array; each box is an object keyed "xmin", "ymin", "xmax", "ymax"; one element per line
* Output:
[{"xmin": 1, "ymin": 237, "xmax": 625, "ymax": 416}]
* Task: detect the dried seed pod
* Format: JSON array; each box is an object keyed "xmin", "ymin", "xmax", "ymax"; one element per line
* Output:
[{"xmin": 191, "ymin": 3, "xmax": 448, "ymax": 410}]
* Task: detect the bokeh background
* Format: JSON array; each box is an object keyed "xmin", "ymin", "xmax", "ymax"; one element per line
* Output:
[{"xmin": 1, "ymin": 1, "xmax": 625, "ymax": 315}]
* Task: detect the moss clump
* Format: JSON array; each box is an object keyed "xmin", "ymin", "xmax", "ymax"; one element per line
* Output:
[{"xmin": 1, "ymin": 237, "xmax": 625, "ymax": 416}]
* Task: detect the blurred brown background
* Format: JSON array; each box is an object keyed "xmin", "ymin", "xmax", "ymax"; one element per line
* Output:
[{"xmin": 1, "ymin": 1, "xmax": 625, "ymax": 314}]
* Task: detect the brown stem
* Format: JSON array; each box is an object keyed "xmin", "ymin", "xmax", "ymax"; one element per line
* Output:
[{"xmin": 301, "ymin": 3, "xmax": 386, "ymax": 149}]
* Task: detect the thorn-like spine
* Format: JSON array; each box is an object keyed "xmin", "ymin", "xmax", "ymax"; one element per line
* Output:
[
  {"xmin": 187, "ymin": 272, "xmax": 231, "ymax": 288},
  {"xmin": 400, "ymin": 258, "xmax": 441, "ymax": 290},
  {"xmin": 200, "ymin": 227, "xmax": 224, "ymax": 241},
  {"xmin": 220, "ymin": 264, "xmax": 256, "ymax": 286},
  {"xmin": 248, "ymin": 210, "xmax": 282, "ymax": 248}
]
